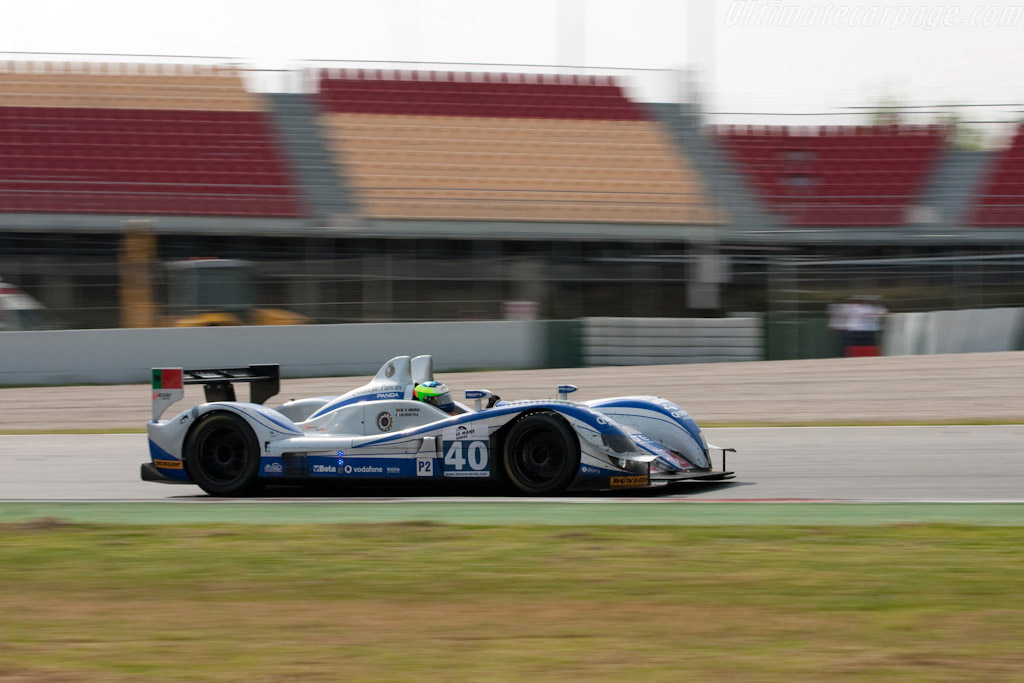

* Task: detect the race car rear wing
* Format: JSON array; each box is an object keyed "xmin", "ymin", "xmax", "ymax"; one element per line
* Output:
[{"xmin": 151, "ymin": 364, "xmax": 280, "ymax": 420}]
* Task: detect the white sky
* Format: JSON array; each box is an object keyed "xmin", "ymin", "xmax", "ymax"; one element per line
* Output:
[{"xmin": 1, "ymin": 0, "xmax": 1022, "ymax": 124}]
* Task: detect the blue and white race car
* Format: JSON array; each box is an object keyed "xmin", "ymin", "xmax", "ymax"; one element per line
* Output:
[{"xmin": 142, "ymin": 355, "xmax": 735, "ymax": 496}]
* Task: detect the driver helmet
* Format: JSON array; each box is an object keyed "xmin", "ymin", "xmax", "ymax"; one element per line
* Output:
[{"xmin": 413, "ymin": 380, "xmax": 456, "ymax": 414}]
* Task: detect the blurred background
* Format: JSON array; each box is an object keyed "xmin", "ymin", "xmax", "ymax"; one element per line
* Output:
[{"xmin": 2, "ymin": 0, "xmax": 1024, "ymax": 362}]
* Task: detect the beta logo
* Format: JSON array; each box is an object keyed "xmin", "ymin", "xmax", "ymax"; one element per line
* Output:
[{"xmin": 312, "ymin": 464, "xmax": 337, "ymax": 474}]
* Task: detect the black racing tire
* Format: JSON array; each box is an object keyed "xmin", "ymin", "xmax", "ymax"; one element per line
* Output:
[
  {"xmin": 503, "ymin": 413, "xmax": 580, "ymax": 495},
  {"xmin": 184, "ymin": 413, "xmax": 262, "ymax": 496}
]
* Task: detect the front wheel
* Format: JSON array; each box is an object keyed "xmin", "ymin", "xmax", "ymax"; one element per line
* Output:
[
  {"xmin": 503, "ymin": 413, "xmax": 580, "ymax": 495},
  {"xmin": 184, "ymin": 413, "xmax": 261, "ymax": 496}
]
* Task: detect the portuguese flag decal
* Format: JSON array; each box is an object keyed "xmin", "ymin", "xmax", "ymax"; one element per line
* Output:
[{"xmin": 152, "ymin": 368, "xmax": 183, "ymax": 390}]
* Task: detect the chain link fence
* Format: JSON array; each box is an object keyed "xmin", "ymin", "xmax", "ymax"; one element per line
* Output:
[
  {"xmin": 4, "ymin": 229, "xmax": 1023, "ymax": 337},
  {"xmin": 0, "ymin": 233, "xmax": 701, "ymax": 330},
  {"xmin": 764, "ymin": 250, "xmax": 1024, "ymax": 359}
]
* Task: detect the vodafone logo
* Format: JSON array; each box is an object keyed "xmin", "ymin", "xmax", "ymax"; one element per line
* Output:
[{"xmin": 343, "ymin": 464, "xmax": 383, "ymax": 474}]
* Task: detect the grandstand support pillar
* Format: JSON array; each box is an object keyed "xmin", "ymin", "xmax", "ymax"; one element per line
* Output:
[
  {"xmin": 686, "ymin": 241, "xmax": 726, "ymax": 311},
  {"xmin": 509, "ymin": 257, "xmax": 547, "ymax": 319},
  {"xmin": 119, "ymin": 220, "xmax": 157, "ymax": 329},
  {"xmin": 294, "ymin": 238, "xmax": 332, "ymax": 321},
  {"xmin": 33, "ymin": 256, "xmax": 76, "ymax": 323},
  {"xmin": 49, "ymin": 260, "xmax": 76, "ymax": 313},
  {"xmin": 632, "ymin": 260, "xmax": 662, "ymax": 318},
  {"xmin": 471, "ymin": 240, "xmax": 500, "ymax": 320},
  {"xmin": 362, "ymin": 247, "xmax": 394, "ymax": 322},
  {"xmin": 766, "ymin": 257, "xmax": 802, "ymax": 361},
  {"xmin": 548, "ymin": 242, "xmax": 582, "ymax": 319}
]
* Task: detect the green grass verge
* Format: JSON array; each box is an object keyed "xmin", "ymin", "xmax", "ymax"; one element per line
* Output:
[
  {"xmin": 2, "ymin": 502, "xmax": 1024, "ymax": 526},
  {"xmin": 0, "ymin": 522, "xmax": 1022, "ymax": 681}
]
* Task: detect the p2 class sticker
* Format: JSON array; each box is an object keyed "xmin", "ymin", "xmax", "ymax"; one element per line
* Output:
[
  {"xmin": 416, "ymin": 456, "xmax": 434, "ymax": 477},
  {"xmin": 441, "ymin": 439, "xmax": 490, "ymax": 478}
]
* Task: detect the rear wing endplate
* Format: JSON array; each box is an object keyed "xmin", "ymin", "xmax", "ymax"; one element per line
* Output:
[{"xmin": 151, "ymin": 364, "xmax": 280, "ymax": 421}]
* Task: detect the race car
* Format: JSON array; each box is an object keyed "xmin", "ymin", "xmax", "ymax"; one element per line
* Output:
[{"xmin": 142, "ymin": 355, "xmax": 735, "ymax": 496}]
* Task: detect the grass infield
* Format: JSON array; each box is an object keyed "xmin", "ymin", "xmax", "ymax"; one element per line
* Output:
[
  {"xmin": 2, "ymin": 501, "xmax": 1024, "ymax": 526},
  {"xmin": 0, "ymin": 522, "xmax": 1022, "ymax": 681}
]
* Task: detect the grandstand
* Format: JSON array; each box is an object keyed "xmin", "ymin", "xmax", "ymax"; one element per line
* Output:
[
  {"xmin": 0, "ymin": 62, "xmax": 305, "ymax": 217},
  {"xmin": 2, "ymin": 58, "xmax": 1024, "ymax": 331},
  {"xmin": 317, "ymin": 70, "xmax": 723, "ymax": 224},
  {"xmin": 714, "ymin": 124, "xmax": 947, "ymax": 227},
  {"xmin": 971, "ymin": 123, "xmax": 1024, "ymax": 227}
]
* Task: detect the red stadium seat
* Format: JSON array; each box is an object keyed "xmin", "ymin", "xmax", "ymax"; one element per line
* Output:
[
  {"xmin": 716, "ymin": 125, "xmax": 947, "ymax": 227},
  {"xmin": 970, "ymin": 124, "xmax": 1024, "ymax": 227},
  {"xmin": 0, "ymin": 105, "xmax": 306, "ymax": 218},
  {"xmin": 317, "ymin": 70, "xmax": 647, "ymax": 121}
]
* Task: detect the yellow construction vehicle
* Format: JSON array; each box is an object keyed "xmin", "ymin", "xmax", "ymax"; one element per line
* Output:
[
  {"xmin": 119, "ymin": 227, "xmax": 310, "ymax": 328},
  {"xmin": 163, "ymin": 258, "xmax": 311, "ymax": 327}
]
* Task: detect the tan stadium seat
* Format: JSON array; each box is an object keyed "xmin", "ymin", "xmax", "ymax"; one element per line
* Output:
[
  {"xmin": 320, "ymin": 106, "xmax": 721, "ymax": 224},
  {"xmin": 0, "ymin": 62, "xmax": 262, "ymax": 111},
  {"xmin": 362, "ymin": 198, "xmax": 718, "ymax": 224}
]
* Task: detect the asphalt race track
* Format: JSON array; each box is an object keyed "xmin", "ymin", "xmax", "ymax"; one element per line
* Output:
[{"xmin": 2, "ymin": 425, "xmax": 1023, "ymax": 502}]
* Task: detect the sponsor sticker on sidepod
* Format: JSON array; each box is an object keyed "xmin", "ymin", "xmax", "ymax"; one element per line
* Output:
[
  {"xmin": 444, "ymin": 423, "xmax": 482, "ymax": 441},
  {"xmin": 153, "ymin": 459, "xmax": 183, "ymax": 470},
  {"xmin": 610, "ymin": 475, "xmax": 649, "ymax": 488},
  {"xmin": 342, "ymin": 464, "xmax": 385, "ymax": 476}
]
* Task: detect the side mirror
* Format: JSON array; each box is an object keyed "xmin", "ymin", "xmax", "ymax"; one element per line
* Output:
[
  {"xmin": 557, "ymin": 385, "xmax": 578, "ymax": 400},
  {"xmin": 465, "ymin": 389, "xmax": 494, "ymax": 411}
]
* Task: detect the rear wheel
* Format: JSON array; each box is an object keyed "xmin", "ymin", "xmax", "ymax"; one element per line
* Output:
[
  {"xmin": 185, "ymin": 413, "xmax": 261, "ymax": 496},
  {"xmin": 503, "ymin": 413, "xmax": 579, "ymax": 495}
]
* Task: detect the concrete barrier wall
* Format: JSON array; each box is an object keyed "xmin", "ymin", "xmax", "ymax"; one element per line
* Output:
[
  {"xmin": 0, "ymin": 321, "xmax": 546, "ymax": 386},
  {"xmin": 582, "ymin": 317, "xmax": 763, "ymax": 366},
  {"xmin": 883, "ymin": 307, "xmax": 1024, "ymax": 356}
]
